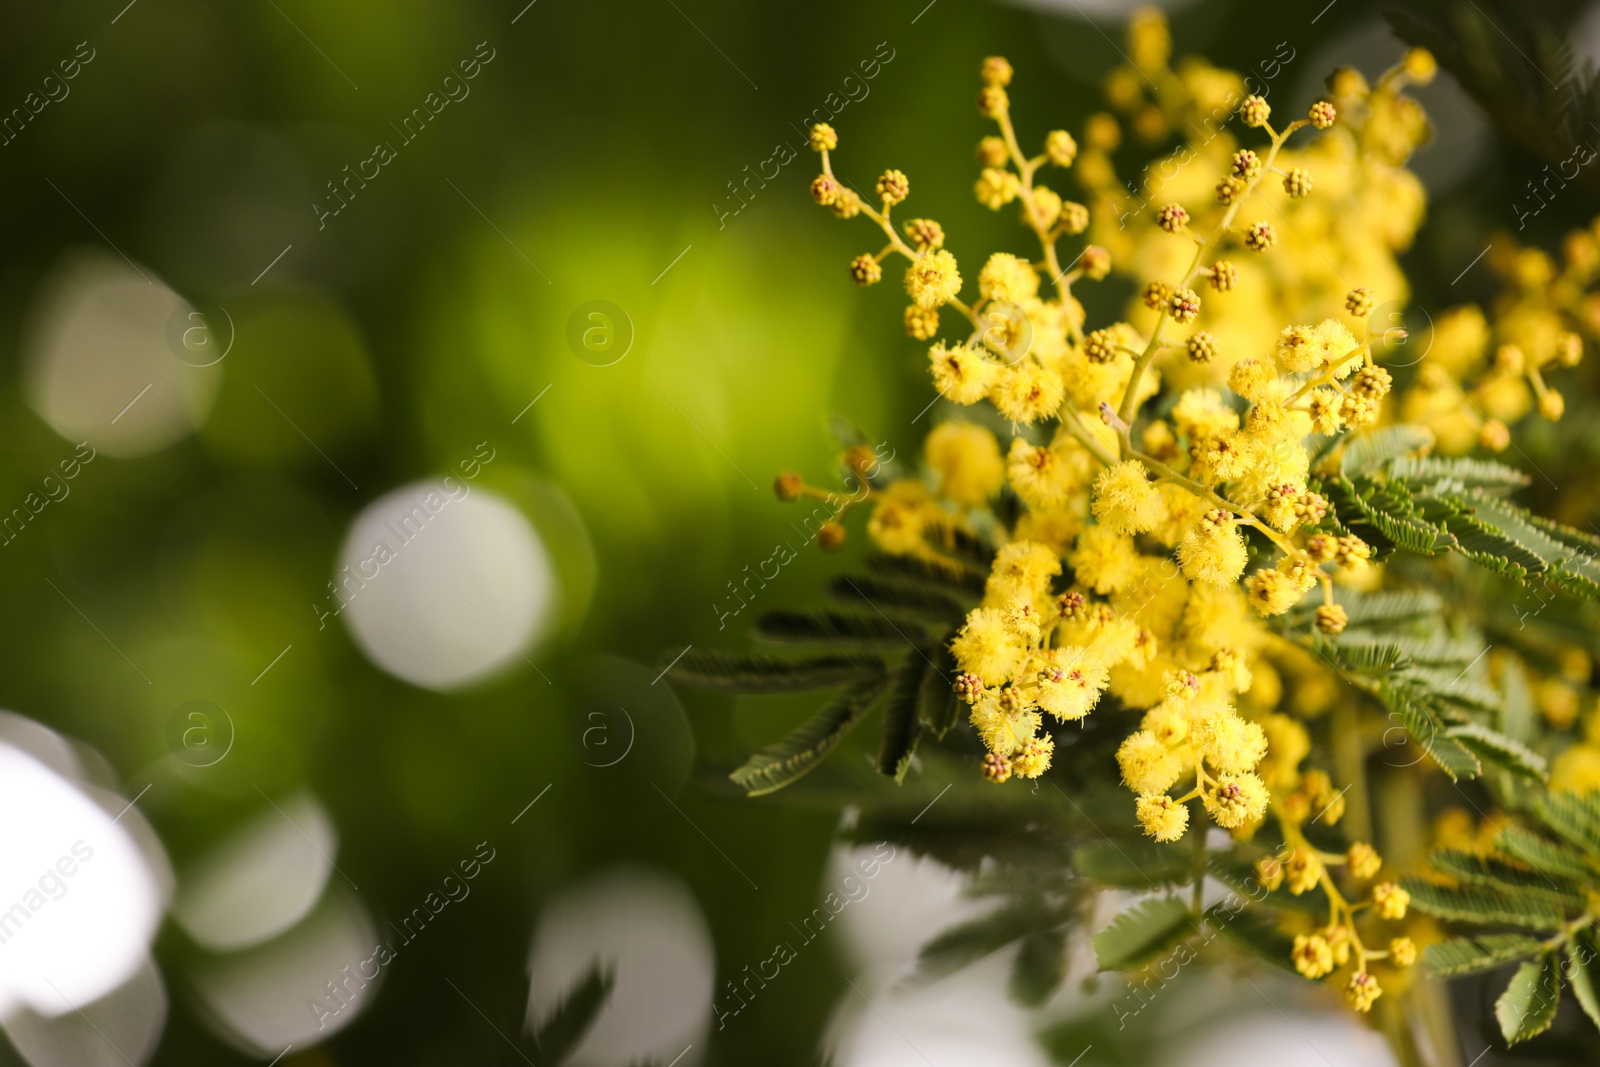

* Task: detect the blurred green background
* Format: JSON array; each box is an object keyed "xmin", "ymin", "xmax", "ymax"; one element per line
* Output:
[{"xmin": 0, "ymin": 0, "xmax": 1594, "ymax": 1064}]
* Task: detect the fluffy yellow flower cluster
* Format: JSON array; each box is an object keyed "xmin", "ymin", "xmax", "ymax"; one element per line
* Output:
[
  {"xmin": 774, "ymin": 9, "xmax": 1600, "ymax": 1038},
  {"xmin": 1114, "ymin": 666, "xmax": 1269, "ymax": 839},
  {"xmin": 807, "ymin": 40, "xmax": 1419, "ymax": 797},
  {"xmin": 802, "ymin": 7, "xmax": 1466, "ymax": 810}
]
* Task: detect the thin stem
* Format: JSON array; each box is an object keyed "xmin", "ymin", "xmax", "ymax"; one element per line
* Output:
[
  {"xmin": 997, "ymin": 107, "xmax": 1071, "ymax": 309},
  {"xmin": 1116, "ymin": 125, "xmax": 1297, "ymax": 451},
  {"xmin": 1129, "ymin": 450, "xmax": 1299, "ymax": 556},
  {"xmin": 1060, "ymin": 405, "xmax": 1119, "ymax": 467}
]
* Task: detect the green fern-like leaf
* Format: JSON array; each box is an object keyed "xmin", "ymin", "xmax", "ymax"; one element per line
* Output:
[
  {"xmin": 1442, "ymin": 508, "xmax": 1541, "ymax": 582},
  {"xmin": 1446, "ymin": 722, "xmax": 1549, "ymax": 782},
  {"xmin": 1400, "ymin": 879, "xmax": 1566, "ymax": 931},
  {"xmin": 1092, "ymin": 895, "xmax": 1195, "ymax": 971},
  {"xmin": 1546, "ymin": 563, "xmax": 1600, "ymax": 602},
  {"xmin": 827, "ymin": 574, "xmax": 967, "ymax": 622},
  {"xmin": 1524, "ymin": 511, "xmax": 1600, "ymax": 558},
  {"xmin": 667, "ymin": 649, "xmax": 885, "ymax": 692},
  {"xmin": 752, "ymin": 609, "xmax": 919, "ymax": 647},
  {"xmin": 1208, "ymin": 901, "xmax": 1298, "ymax": 974},
  {"xmin": 1534, "ymin": 792, "xmax": 1600, "ymax": 855},
  {"xmin": 1010, "ymin": 926, "xmax": 1070, "ymax": 1007},
  {"xmin": 864, "ymin": 552, "xmax": 987, "ymax": 599},
  {"xmin": 1321, "ymin": 636, "xmax": 1412, "ymax": 673},
  {"xmin": 1496, "ymin": 825, "xmax": 1593, "ymax": 881},
  {"xmin": 1496, "ymin": 954, "xmax": 1562, "ymax": 1045},
  {"xmin": 1340, "ymin": 425, "xmax": 1436, "ymax": 476},
  {"xmin": 729, "ymin": 675, "xmax": 890, "ymax": 796},
  {"xmin": 1427, "ymin": 851, "xmax": 1585, "ymax": 910},
  {"xmin": 1208, "ymin": 854, "xmax": 1328, "ymax": 916},
  {"xmin": 1328, "ymin": 588, "xmax": 1444, "ymax": 628},
  {"xmin": 1424, "ymin": 934, "xmax": 1544, "ymax": 977},
  {"xmin": 1389, "ymin": 454, "xmax": 1530, "ymax": 492},
  {"xmin": 1329, "ymin": 475, "xmax": 1454, "ymax": 556},
  {"xmin": 1380, "ymin": 634, "xmax": 1484, "ymax": 668},
  {"xmin": 912, "ymin": 905, "xmax": 1038, "ymax": 986},
  {"xmin": 876, "ymin": 652, "xmax": 927, "ymax": 782},
  {"xmin": 1569, "ymin": 930, "xmax": 1600, "ymax": 1030},
  {"xmin": 1375, "ymin": 679, "xmax": 1482, "ymax": 780},
  {"xmin": 917, "ymin": 635, "xmax": 962, "ymax": 739}
]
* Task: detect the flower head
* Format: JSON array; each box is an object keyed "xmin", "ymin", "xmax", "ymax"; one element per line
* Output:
[
  {"xmin": 1293, "ymin": 934, "xmax": 1335, "ymax": 979},
  {"xmin": 978, "ymin": 253, "xmax": 1040, "ymax": 303},
  {"xmin": 1345, "ymin": 971, "xmax": 1382, "ymax": 1013},
  {"xmin": 877, "ymin": 169, "xmax": 910, "ymax": 206},
  {"xmin": 906, "ymin": 249, "xmax": 962, "ymax": 308},
  {"xmin": 1136, "ymin": 794, "xmax": 1190, "ymax": 841},
  {"xmin": 951, "ymin": 607, "xmax": 1025, "ymax": 686},
  {"xmin": 1179, "ymin": 510, "xmax": 1248, "ymax": 586},
  {"xmin": 1045, "ymin": 129, "xmax": 1078, "ymax": 167},
  {"xmin": 1118, "ymin": 730, "xmax": 1182, "ymax": 794},
  {"xmin": 1373, "ymin": 882, "xmax": 1410, "ymax": 920},
  {"xmin": 1238, "ymin": 95, "xmax": 1270, "ymax": 128},
  {"xmin": 1092, "ymin": 460, "xmax": 1166, "ymax": 534},
  {"xmin": 929, "ymin": 342, "xmax": 995, "ymax": 404}
]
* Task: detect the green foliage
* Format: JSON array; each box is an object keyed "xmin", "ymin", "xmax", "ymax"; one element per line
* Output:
[
  {"xmin": 865, "ymin": 552, "xmax": 987, "ymax": 599},
  {"xmin": 1324, "ymin": 473, "xmax": 1455, "ymax": 556},
  {"xmin": 1570, "ymin": 930, "xmax": 1600, "ymax": 1030},
  {"xmin": 1322, "ymin": 587, "xmax": 1443, "ymax": 628},
  {"xmin": 1208, "ymin": 902, "xmax": 1298, "ymax": 973},
  {"xmin": 753, "ymin": 609, "xmax": 920, "ymax": 647},
  {"xmin": 529, "ymin": 963, "xmax": 615, "ymax": 1067},
  {"xmin": 909, "ymin": 871, "xmax": 1083, "ymax": 1009},
  {"xmin": 669, "ymin": 548, "xmax": 989, "ymax": 793},
  {"xmin": 1424, "ymin": 934, "xmax": 1544, "ymax": 977},
  {"xmin": 1206, "ymin": 853, "xmax": 1329, "ymax": 916},
  {"xmin": 1495, "ymin": 955, "xmax": 1562, "ymax": 1044},
  {"xmin": 1339, "ymin": 425, "xmax": 1437, "ymax": 477},
  {"xmin": 917, "ymin": 635, "xmax": 963, "ymax": 740},
  {"xmin": 1400, "ymin": 879, "xmax": 1566, "ymax": 930},
  {"xmin": 827, "ymin": 574, "xmax": 967, "ymax": 623},
  {"xmin": 1372, "ymin": 676, "xmax": 1483, "ymax": 781},
  {"xmin": 1447, "ymin": 722, "xmax": 1548, "ymax": 782},
  {"xmin": 1073, "ymin": 840, "xmax": 1194, "ymax": 889},
  {"xmin": 1318, "ymin": 602, "xmax": 1534, "ymax": 784},
  {"xmin": 876, "ymin": 652, "xmax": 927, "ymax": 782},
  {"xmin": 1323, "ymin": 447, "xmax": 1600, "ymax": 601},
  {"xmin": 1426, "ymin": 850, "xmax": 1587, "ymax": 909},
  {"xmin": 666, "ymin": 649, "xmax": 886, "ymax": 692},
  {"xmin": 913, "ymin": 906, "xmax": 1039, "ymax": 983},
  {"xmin": 729, "ymin": 675, "xmax": 890, "ymax": 795},
  {"xmin": 1413, "ymin": 803, "xmax": 1600, "ymax": 1043},
  {"xmin": 1010, "ymin": 927, "xmax": 1071, "ymax": 1007},
  {"xmin": 1092, "ymin": 896, "xmax": 1195, "ymax": 971},
  {"xmin": 1495, "ymin": 824, "xmax": 1593, "ymax": 881},
  {"xmin": 1535, "ymin": 790, "xmax": 1600, "ymax": 855},
  {"xmin": 1317, "ymin": 635, "xmax": 1413, "ymax": 672},
  {"xmin": 1388, "ymin": 454, "xmax": 1531, "ymax": 493}
]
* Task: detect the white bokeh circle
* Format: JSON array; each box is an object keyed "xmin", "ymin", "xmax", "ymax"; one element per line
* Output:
[
  {"xmin": 172, "ymin": 791, "xmax": 336, "ymax": 953},
  {"xmin": 22, "ymin": 250, "xmax": 221, "ymax": 458},
  {"xmin": 336, "ymin": 480, "xmax": 556, "ymax": 690},
  {"xmin": 191, "ymin": 888, "xmax": 379, "ymax": 1055},
  {"xmin": 0, "ymin": 743, "xmax": 165, "ymax": 1019},
  {"xmin": 526, "ymin": 866, "xmax": 713, "ymax": 1067}
]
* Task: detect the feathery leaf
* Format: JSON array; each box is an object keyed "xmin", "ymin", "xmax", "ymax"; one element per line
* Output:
[{"xmin": 730, "ymin": 675, "xmax": 890, "ymax": 796}]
